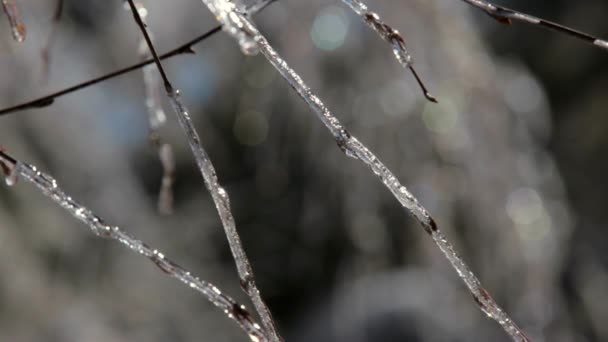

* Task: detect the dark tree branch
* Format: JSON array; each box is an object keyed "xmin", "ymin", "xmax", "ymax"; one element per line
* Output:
[
  {"xmin": 460, "ymin": 0, "xmax": 608, "ymax": 51},
  {"xmin": 126, "ymin": 0, "xmax": 172, "ymax": 92},
  {"xmin": 0, "ymin": 25, "xmax": 222, "ymax": 116}
]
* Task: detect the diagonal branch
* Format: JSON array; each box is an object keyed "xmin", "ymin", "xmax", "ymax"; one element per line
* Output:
[
  {"xmin": 459, "ymin": 0, "xmax": 608, "ymax": 51},
  {"xmin": 0, "ymin": 25, "xmax": 222, "ymax": 116},
  {"xmin": 0, "ymin": 148, "xmax": 266, "ymax": 341},
  {"xmin": 200, "ymin": 2, "xmax": 530, "ymax": 341},
  {"xmin": 125, "ymin": 1, "xmax": 282, "ymax": 341},
  {"xmin": 340, "ymin": 0, "xmax": 437, "ymax": 102}
]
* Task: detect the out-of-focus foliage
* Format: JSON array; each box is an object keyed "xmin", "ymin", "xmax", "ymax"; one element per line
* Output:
[{"xmin": 0, "ymin": 0, "xmax": 606, "ymax": 341}]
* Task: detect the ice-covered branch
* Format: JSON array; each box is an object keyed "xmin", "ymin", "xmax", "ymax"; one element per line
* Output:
[
  {"xmin": 201, "ymin": 4, "xmax": 529, "ymax": 341},
  {"xmin": 340, "ymin": 0, "xmax": 436, "ymax": 102},
  {"xmin": 166, "ymin": 90, "xmax": 282, "ymax": 342},
  {"xmin": 0, "ymin": 148, "xmax": 267, "ymax": 342},
  {"xmin": 2, "ymin": 0, "xmax": 26, "ymax": 42},
  {"xmin": 459, "ymin": 0, "xmax": 608, "ymax": 51},
  {"xmin": 199, "ymin": 0, "xmax": 259, "ymax": 55},
  {"xmin": 125, "ymin": 1, "xmax": 282, "ymax": 341}
]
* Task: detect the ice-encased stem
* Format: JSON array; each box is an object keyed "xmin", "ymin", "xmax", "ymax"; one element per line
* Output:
[
  {"xmin": 458, "ymin": 0, "xmax": 608, "ymax": 51},
  {"xmin": 0, "ymin": 150, "xmax": 267, "ymax": 342},
  {"xmin": 208, "ymin": 7, "xmax": 529, "ymax": 341},
  {"xmin": 124, "ymin": 1, "xmax": 281, "ymax": 340},
  {"xmin": 339, "ymin": 0, "xmax": 436, "ymax": 102},
  {"xmin": 199, "ymin": 0, "xmax": 259, "ymax": 55},
  {"xmin": 167, "ymin": 90, "xmax": 282, "ymax": 342}
]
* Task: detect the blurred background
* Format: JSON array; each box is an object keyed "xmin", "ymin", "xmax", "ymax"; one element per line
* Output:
[{"xmin": 0, "ymin": 0, "xmax": 606, "ymax": 341}]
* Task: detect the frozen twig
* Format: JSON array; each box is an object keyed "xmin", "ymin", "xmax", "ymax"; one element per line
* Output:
[
  {"xmin": 2, "ymin": 0, "xmax": 26, "ymax": 42},
  {"xmin": 459, "ymin": 0, "xmax": 608, "ymax": 51},
  {"xmin": 201, "ymin": 3, "xmax": 530, "ymax": 341},
  {"xmin": 0, "ymin": 148, "xmax": 267, "ymax": 342},
  {"xmin": 125, "ymin": 1, "xmax": 282, "ymax": 341},
  {"xmin": 340, "ymin": 0, "xmax": 437, "ymax": 103}
]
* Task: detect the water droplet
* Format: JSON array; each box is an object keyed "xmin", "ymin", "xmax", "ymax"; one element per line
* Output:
[
  {"xmin": 3, "ymin": 162, "xmax": 19, "ymax": 186},
  {"xmin": 239, "ymin": 37, "xmax": 259, "ymax": 55}
]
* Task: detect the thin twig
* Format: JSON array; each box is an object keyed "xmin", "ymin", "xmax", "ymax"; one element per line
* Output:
[
  {"xmin": 460, "ymin": 0, "xmax": 608, "ymax": 51},
  {"xmin": 340, "ymin": 0, "xmax": 437, "ymax": 102},
  {"xmin": 125, "ymin": 1, "xmax": 282, "ymax": 341},
  {"xmin": 202, "ymin": 3, "xmax": 530, "ymax": 340},
  {"xmin": 0, "ymin": 148, "xmax": 267, "ymax": 341},
  {"xmin": 0, "ymin": 25, "xmax": 222, "ymax": 116}
]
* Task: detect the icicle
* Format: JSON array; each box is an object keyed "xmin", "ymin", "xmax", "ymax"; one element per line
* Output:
[{"xmin": 2, "ymin": 0, "xmax": 26, "ymax": 42}]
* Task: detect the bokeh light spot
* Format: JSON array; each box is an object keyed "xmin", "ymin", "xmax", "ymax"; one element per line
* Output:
[{"xmin": 310, "ymin": 6, "xmax": 349, "ymax": 51}]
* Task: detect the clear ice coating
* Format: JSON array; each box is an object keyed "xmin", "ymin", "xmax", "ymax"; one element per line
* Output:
[
  {"xmin": 340, "ymin": 0, "xmax": 435, "ymax": 102},
  {"xmin": 341, "ymin": 0, "xmax": 413, "ymax": 68},
  {"xmin": 167, "ymin": 90, "xmax": 281, "ymax": 342},
  {"xmin": 199, "ymin": 0, "xmax": 259, "ymax": 55},
  {"xmin": 0, "ymin": 150, "xmax": 267, "ymax": 342},
  {"xmin": 208, "ymin": 8, "xmax": 528, "ymax": 341},
  {"xmin": 2, "ymin": 0, "xmax": 26, "ymax": 42},
  {"xmin": 125, "ymin": 1, "xmax": 276, "ymax": 339},
  {"xmin": 460, "ymin": 0, "xmax": 608, "ymax": 53}
]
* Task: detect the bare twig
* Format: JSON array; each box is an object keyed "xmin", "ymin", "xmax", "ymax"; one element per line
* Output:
[
  {"xmin": 0, "ymin": 148, "xmax": 267, "ymax": 342},
  {"xmin": 200, "ymin": 2, "xmax": 529, "ymax": 341},
  {"xmin": 125, "ymin": 1, "xmax": 282, "ymax": 341},
  {"xmin": 1, "ymin": 0, "xmax": 26, "ymax": 42},
  {"xmin": 459, "ymin": 0, "xmax": 608, "ymax": 51},
  {"xmin": 0, "ymin": 25, "xmax": 222, "ymax": 116},
  {"xmin": 340, "ymin": 0, "xmax": 437, "ymax": 102}
]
